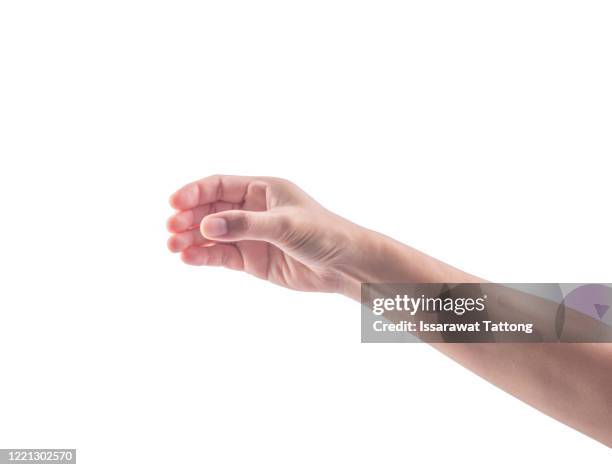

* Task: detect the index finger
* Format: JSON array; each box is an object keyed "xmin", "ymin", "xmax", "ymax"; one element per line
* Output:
[{"xmin": 169, "ymin": 175, "xmax": 259, "ymax": 210}]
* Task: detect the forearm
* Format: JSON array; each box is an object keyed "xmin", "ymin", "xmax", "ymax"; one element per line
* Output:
[
  {"xmin": 438, "ymin": 342, "xmax": 612, "ymax": 447},
  {"xmin": 168, "ymin": 175, "xmax": 612, "ymax": 446},
  {"xmin": 337, "ymin": 226, "xmax": 612, "ymax": 447},
  {"xmin": 336, "ymin": 225, "xmax": 483, "ymax": 301}
]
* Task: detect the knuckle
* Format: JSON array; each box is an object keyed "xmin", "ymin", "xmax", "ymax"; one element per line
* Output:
[
  {"xmin": 230, "ymin": 212, "xmax": 250, "ymax": 234},
  {"xmin": 274, "ymin": 211, "xmax": 302, "ymax": 244},
  {"xmin": 275, "ymin": 212, "xmax": 293, "ymax": 234},
  {"xmin": 264, "ymin": 176, "xmax": 294, "ymax": 188}
]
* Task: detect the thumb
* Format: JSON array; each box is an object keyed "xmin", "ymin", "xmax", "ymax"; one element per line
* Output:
[{"xmin": 200, "ymin": 210, "xmax": 287, "ymax": 242}]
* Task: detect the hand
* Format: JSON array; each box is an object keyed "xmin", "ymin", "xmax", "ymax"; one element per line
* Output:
[{"xmin": 167, "ymin": 175, "xmax": 361, "ymax": 294}]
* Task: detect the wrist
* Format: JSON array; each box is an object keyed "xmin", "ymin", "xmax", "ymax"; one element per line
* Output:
[
  {"xmin": 332, "ymin": 225, "xmax": 391, "ymax": 300},
  {"xmin": 332, "ymin": 223, "xmax": 481, "ymax": 301}
]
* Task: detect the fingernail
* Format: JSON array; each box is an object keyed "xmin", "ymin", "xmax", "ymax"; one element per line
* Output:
[{"xmin": 203, "ymin": 217, "xmax": 228, "ymax": 237}]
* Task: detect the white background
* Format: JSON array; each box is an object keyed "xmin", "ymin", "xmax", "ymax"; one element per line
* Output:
[{"xmin": 1, "ymin": 1, "xmax": 611, "ymax": 468}]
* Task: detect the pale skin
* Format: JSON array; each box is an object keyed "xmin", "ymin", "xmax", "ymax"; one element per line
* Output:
[{"xmin": 167, "ymin": 174, "xmax": 612, "ymax": 447}]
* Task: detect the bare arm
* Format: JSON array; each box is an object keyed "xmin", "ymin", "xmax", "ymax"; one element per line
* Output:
[
  {"xmin": 167, "ymin": 175, "xmax": 612, "ymax": 447},
  {"xmin": 337, "ymin": 227, "xmax": 612, "ymax": 447}
]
